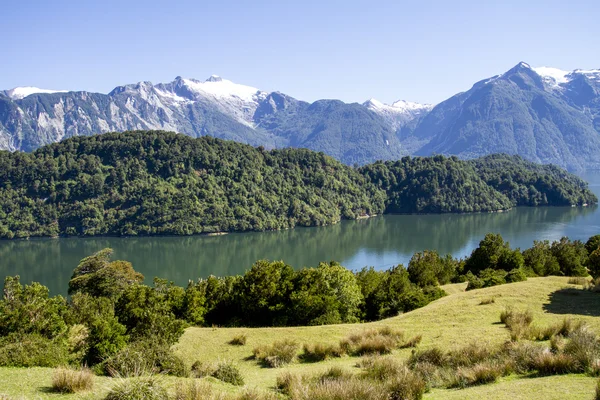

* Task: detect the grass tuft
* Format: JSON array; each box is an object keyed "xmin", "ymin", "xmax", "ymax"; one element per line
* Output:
[
  {"xmin": 253, "ymin": 339, "xmax": 299, "ymax": 368},
  {"xmin": 300, "ymin": 342, "xmax": 345, "ymax": 362},
  {"xmin": 104, "ymin": 377, "xmax": 168, "ymax": 400},
  {"xmin": 228, "ymin": 333, "xmax": 247, "ymax": 346},
  {"xmin": 212, "ymin": 361, "xmax": 244, "ymax": 386},
  {"xmin": 51, "ymin": 366, "xmax": 94, "ymax": 393}
]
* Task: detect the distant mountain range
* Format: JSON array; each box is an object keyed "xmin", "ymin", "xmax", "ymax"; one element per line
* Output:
[{"xmin": 1, "ymin": 62, "xmax": 599, "ymax": 170}]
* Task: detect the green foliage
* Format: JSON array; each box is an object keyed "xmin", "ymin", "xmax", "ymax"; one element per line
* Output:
[
  {"xmin": 104, "ymin": 338, "xmax": 188, "ymax": 377},
  {"xmin": 211, "ymin": 361, "xmax": 245, "ymax": 386},
  {"xmin": 408, "ymin": 250, "xmax": 457, "ymax": 287},
  {"xmin": 0, "ymin": 333, "xmax": 69, "ymax": 367},
  {"xmin": 67, "ymin": 293, "xmax": 128, "ymax": 365},
  {"xmin": 0, "ymin": 132, "xmax": 594, "ymax": 239},
  {"xmin": 523, "ymin": 241, "xmax": 561, "ymax": 276},
  {"xmin": 464, "ymin": 233, "xmax": 523, "ymax": 276},
  {"xmin": 0, "ymin": 276, "xmax": 67, "ymax": 339},
  {"xmin": 550, "ymin": 237, "xmax": 589, "ymax": 277},
  {"xmin": 115, "ymin": 281, "xmax": 187, "ymax": 344},
  {"xmin": 68, "ymin": 248, "xmax": 144, "ymax": 299}
]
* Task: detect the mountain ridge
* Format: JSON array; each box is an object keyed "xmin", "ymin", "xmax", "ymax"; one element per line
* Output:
[{"xmin": 2, "ymin": 62, "xmax": 600, "ymax": 170}]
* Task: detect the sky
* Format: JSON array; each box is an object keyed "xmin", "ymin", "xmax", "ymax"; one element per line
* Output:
[{"xmin": 1, "ymin": 0, "xmax": 599, "ymax": 105}]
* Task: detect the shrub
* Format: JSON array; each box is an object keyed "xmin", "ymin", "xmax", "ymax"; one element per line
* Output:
[
  {"xmin": 301, "ymin": 343, "xmax": 345, "ymax": 362},
  {"xmin": 104, "ymin": 377, "xmax": 168, "ymax": 400},
  {"xmin": 51, "ymin": 367, "xmax": 94, "ymax": 393},
  {"xmin": 228, "ymin": 333, "xmax": 247, "ymax": 346},
  {"xmin": 253, "ymin": 339, "xmax": 299, "ymax": 367},
  {"xmin": 0, "ymin": 333, "xmax": 69, "ymax": 367},
  {"xmin": 212, "ymin": 361, "xmax": 244, "ymax": 386},
  {"xmin": 506, "ymin": 268, "xmax": 527, "ymax": 283},
  {"xmin": 104, "ymin": 339, "xmax": 188, "ymax": 377}
]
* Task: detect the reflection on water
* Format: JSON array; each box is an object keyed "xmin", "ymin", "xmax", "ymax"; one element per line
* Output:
[{"xmin": 1, "ymin": 172, "xmax": 599, "ymax": 296}]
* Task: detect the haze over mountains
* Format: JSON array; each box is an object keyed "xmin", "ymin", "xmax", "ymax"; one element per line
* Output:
[{"xmin": 1, "ymin": 62, "xmax": 599, "ymax": 170}]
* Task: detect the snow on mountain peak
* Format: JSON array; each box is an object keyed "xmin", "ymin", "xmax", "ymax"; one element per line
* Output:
[
  {"xmin": 532, "ymin": 67, "xmax": 571, "ymax": 86},
  {"xmin": 6, "ymin": 87, "xmax": 68, "ymax": 100},
  {"xmin": 181, "ymin": 77, "xmax": 264, "ymax": 103}
]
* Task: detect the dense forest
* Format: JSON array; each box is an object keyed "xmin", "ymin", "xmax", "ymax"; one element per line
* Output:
[
  {"xmin": 2, "ymin": 233, "xmax": 600, "ymax": 372},
  {"xmin": 0, "ymin": 131, "xmax": 595, "ymax": 238}
]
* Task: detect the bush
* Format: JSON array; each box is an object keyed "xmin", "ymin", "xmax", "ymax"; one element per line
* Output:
[
  {"xmin": 51, "ymin": 367, "xmax": 94, "ymax": 393},
  {"xmin": 104, "ymin": 377, "xmax": 168, "ymax": 400},
  {"xmin": 228, "ymin": 333, "xmax": 247, "ymax": 346},
  {"xmin": 0, "ymin": 333, "xmax": 69, "ymax": 367},
  {"xmin": 212, "ymin": 361, "xmax": 244, "ymax": 386},
  {"xmin": 104, "ymin": 339, "xmax": 188, "ymax": 377},
  {"xmin": 506, "ymin": 268, "xmax": 527, "ymax": 283},
  {"xmin": 301, "ymin": 342, "xmax": 345, "ymax": 362},
  {"xmin": 253, "ymin": 339, "xmax": 299, "ymax": 367}
]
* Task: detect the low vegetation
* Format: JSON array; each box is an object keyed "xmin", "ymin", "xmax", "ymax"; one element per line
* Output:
[{"xmin": 51, "ymin": 367, "xmax": 94, "ymax": 393}]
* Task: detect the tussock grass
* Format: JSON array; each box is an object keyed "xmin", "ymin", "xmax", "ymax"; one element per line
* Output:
[
  {"xmin": 479, "ymin": 297, "xmax": 495, "ymax": 305},
  {"xmin": 531, "ymin": 351, "xmax": 579, "ymax": 375},
  {"xmin": 228, "ymin": 333, "xmax": 247, "ymax": 346},
  {"xmin": 104, "ymin": 377, "xmax": 168, "ymax": 400},
  {"xmin": 340, "ymin": 327, "xmax": 410, "ymax": 355},
  {"xmin": 190, "ymin": 360, "xmax": 215, "ymax": 378},
  {"xmin": 568, "ymin": 277, "xmax": 589, "ymax": 285},
  {"xmin": 253, "ymin": 339, "xmax": 299, "ymax": 368},
  {"xmin": 51, "ymin": 366, "xmax": 94, "ymax": 393},
  {"xmin": 173, "ymin": 379, "xmax": 213, "ymax": 400},
  {"xmin": 300, "ymin": 342, "xmax": 345, "ymax": 362}
]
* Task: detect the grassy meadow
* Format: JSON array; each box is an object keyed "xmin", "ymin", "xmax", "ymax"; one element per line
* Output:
[{"xmin": 2, "ymin": 276, "xmax": 600, "ymax": 399}]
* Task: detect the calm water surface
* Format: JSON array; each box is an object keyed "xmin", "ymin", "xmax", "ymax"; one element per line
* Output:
[{"xmin": 2, "ymin": 172, "xmax": 599, "ymax": 295}]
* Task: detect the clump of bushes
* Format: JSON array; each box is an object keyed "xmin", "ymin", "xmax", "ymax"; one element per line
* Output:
[
  {"xmin": 212, "ymin": 361, "xmax": 244, "ymax": 386},
  {"xmin": 103, "ymin": 339, "xmax": 188, "ymax": 377},
  {"xmin": 253, "ymin": 339, "xmax": 299, "ymax": 367},
  {"xmin": 228, "ymin": 333, "xmax": 247, "ymax": 346},
  {"xmin": 0, "ymin": 333, "xmax": 69, "ymax": 367},
  {"xmin": 51, "ymin": 367, "xmax": 94, "ymax": 393},
  {"xmin": 104, "ymin": 377, "xmax": 169, "ymax": 400}
]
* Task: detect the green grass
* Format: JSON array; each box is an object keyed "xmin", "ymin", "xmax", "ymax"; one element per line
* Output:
[{"xmin": 2, "ymin": 277, "xmax": 600, "ymax": 399}]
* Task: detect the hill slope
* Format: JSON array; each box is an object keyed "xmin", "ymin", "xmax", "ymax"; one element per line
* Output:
[{"xmin": 0, "ymin": 131, "xmax": 595, "ymax": 239}]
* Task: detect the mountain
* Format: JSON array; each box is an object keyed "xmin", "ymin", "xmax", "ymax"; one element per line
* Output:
[
  {"xmin": 2, "ymin": 63, "xmax": 600, "ymax": 170},
  {"xmin": 0, "ymin": 76, "xmax": 417, "ymax": 165},
  {"xmin": 412, "ymin": 62, "xmax": 600, "ymax": 171}
]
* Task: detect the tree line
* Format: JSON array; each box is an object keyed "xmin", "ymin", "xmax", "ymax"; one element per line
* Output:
[
  {"xmin": 1, "ymin": 232, "xmax": 599, "ymax": 371},
  {"xmin": 0, "ymin": 131, "xmax": 595, "ymax": 238}
]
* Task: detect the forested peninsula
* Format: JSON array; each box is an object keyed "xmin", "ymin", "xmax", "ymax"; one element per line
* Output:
[{"xmin": 0, "ymin": 130, "xmax": 596, "ymax": 239}]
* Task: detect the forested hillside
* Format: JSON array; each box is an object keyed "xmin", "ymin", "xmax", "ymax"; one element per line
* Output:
[{"xmin": 0, "ymin": 131, "xmax": 595, "ymax": 239}]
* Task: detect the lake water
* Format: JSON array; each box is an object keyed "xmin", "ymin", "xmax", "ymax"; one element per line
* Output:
[{"xmin": 1, "ymin": 172, "xmax": 599, "ymax": 296}]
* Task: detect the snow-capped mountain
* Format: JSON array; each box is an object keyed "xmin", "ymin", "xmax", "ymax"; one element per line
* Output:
[
  {"xmin": 363, "ymin": 98, "xmax": 432, "ymax": 130},
  {"xmin": 4, "ymin": 87, "xmax": 68, "ymax": 100},
  {"xmin": 2, "ymin": 63, "xmax": 600, "ymax": 170}
]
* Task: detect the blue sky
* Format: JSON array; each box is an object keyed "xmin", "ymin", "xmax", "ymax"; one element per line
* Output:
[{"xmin": 2, "ymin": 0, "xmax": 599, "ymax": 104}]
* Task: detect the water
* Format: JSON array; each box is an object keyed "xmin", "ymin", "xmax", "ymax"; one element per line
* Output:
[{"xmin": 1, "ymin": 172, "xmax": 599, "ymax": 296}]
